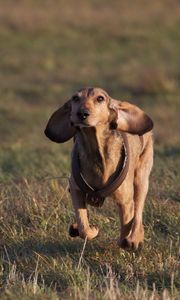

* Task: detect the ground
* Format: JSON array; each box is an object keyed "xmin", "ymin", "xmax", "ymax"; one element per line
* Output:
[{"xmin": 0, "ymin": 1, "xmax": 179, "ymax": 299}]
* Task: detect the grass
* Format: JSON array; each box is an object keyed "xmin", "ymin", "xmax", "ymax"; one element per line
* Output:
[{"xmin": 0, "ymin": 0, "xmax": 179, "ymax": 299}]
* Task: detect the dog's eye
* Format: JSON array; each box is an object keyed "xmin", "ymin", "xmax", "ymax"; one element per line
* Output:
[
  {"xmin": 72, "ymin": 95, "xmax": 80, "ymax": 102},
  {"xmin": 97, "ymin": 95, "xmax": 105, "ymax": 102}
]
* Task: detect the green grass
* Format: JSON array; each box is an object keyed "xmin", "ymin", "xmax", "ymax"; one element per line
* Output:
[{"xmin": 0, "ymin": 0, "xmax": 179, "ymax": 299}]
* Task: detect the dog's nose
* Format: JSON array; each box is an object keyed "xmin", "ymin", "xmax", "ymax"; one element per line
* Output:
[{"xmin": 77, "ymin": 108, "xmax": 90, "ymax": 120}]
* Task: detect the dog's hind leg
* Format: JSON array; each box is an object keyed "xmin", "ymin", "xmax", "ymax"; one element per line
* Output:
[
  {"xmin": 114, "ymin": 184, "xmax": 135, "ymax": 249},
  {"xmin": 120, "ymin": 141, "xmax": 153, "ymax": 250},
  {"xmin": 128, "ymin": 141, "xmax": 153, "ymax": 249}
]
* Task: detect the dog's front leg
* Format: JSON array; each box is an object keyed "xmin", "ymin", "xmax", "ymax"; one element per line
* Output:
[{"xmin": 69, "ymin": 177, "xmax": 99, "ymax": 240}]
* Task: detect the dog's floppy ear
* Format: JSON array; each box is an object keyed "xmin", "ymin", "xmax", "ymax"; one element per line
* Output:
[
  {"xmin": 44, "ymin": 100, "xmax": 76, "ymax": 143},
  {"xmin": 109, "ymin": 99, "xmax": 153, "ymax": 135}
]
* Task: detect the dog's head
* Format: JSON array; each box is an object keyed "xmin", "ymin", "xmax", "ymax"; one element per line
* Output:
[{"xmin": 44, "ymin": 87, "xmax": 153, "ymax": 143}]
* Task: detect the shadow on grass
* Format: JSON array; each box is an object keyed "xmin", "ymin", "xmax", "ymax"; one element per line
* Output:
[
  {"xmin": 1, "ymin": 238, "xmax": 179, "ymax": 293},
  {"xmin": 0, "ymin": 237, "xmax": 107, "ymax": 267},
  {"xmin": 1, "ymin": 239, "xmax": 85, "ymax": 260},
  {"xmin": 0, "ymin": 239, "xmax": 89, "ymax": 292}
]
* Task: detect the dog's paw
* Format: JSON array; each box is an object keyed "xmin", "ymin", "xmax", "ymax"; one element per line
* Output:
[
  {"xmin": 69, "ymin": 224, "xmax": 99, "ymax": 240},
  {"xmin": 85, "ymin": 225, "xmax": 99, "ymax": 240},
  {"xmin": 118, "ymin": 237, "xmax": 143, "ymax": 251},
  {"xmin": 118, "ymin": 224, "xmax": 144, "ymax": 251}
]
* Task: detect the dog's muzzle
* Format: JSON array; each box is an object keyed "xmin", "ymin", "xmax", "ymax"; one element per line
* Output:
[{"xmin": 77, "ymin": 108, "xmax": 90, "ymax": 121}]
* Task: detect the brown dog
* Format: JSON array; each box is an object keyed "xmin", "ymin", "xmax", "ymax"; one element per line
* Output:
[{"xmin": 45, "ymin": 87, "xmax": 153, "ymax": 250}]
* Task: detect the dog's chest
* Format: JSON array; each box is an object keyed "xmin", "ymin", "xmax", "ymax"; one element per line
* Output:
[{"xmin": 78, "ymin": 135, "xmax": 123, "ymax": 189}]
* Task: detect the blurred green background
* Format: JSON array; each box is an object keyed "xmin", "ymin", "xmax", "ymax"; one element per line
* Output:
[{"xmin": 0, "ymin": 1, "xmax": 179, "ymax": 299}]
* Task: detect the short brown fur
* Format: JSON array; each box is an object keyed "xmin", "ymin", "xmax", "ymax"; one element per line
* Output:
[{"xmin": 45, "ymin": 87, "xmax": 153, "ymax": 250}]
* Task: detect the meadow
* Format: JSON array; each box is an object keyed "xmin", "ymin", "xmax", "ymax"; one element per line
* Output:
[{"xmin": 0, "ymin": 0, "xmax": 179, "ymax": 299}]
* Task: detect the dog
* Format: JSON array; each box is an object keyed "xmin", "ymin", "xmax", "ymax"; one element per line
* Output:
[{"xmin": 45, "ymin": 87, "xmax": 153, "ymax": 250}]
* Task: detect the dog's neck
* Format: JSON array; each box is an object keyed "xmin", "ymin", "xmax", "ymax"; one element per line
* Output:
[{"xmin": 75, "ymin": 125, "xmax": 124, "ymax": 189}]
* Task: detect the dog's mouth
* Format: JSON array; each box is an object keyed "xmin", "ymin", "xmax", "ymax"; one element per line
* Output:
[{"xmin": 71, "ymin": 121, "xmax": 91, "ymax": 128}]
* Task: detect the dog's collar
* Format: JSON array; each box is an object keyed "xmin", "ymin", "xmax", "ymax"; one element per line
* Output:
[{"xmin": 71, "ymin": 132, "xmax": 130, "ymax": 207}]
